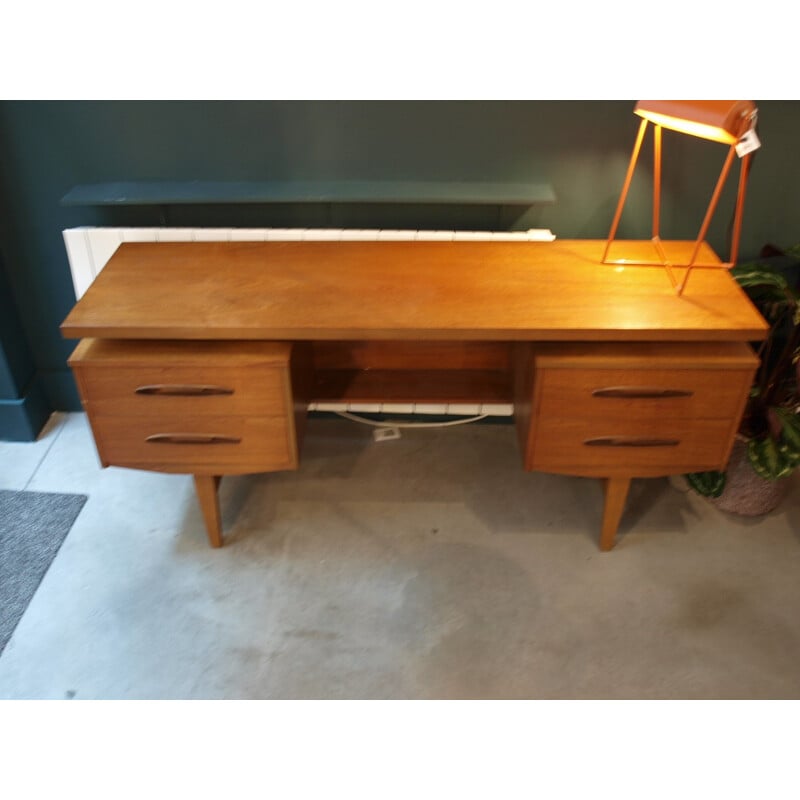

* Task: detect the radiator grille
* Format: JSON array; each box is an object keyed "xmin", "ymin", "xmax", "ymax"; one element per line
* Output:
[{"xmin": 62, "ymin": 226, "xmax": 555, "ymax": 300}]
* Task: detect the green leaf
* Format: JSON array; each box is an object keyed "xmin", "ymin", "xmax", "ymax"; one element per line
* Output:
[
  {"xmin": 747, "ymin": 436, "xmax": 794, "ymax": 480},
  {"xmin": 732, "ymin": 267, "xmax": 788, "ymax": 292},
  {"xmin": 685, "ymin": 470, "xmax": 726, "ymax": 498},
  {"xmin": 775, "ymin": 407, "xmax": 800, "ymax": 452},
  {"xmin": 732, "ymin": 262, "xmax": 799, "ymax": 310},
  {"xmin": 779, "ymin": 442, "xmax": 800, "ymax": 467},
  {"xmin": 784, "ymin": 243, "xmax": 800, "ymax": 260}
]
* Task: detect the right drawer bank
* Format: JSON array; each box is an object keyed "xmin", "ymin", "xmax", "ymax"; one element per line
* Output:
[{"xmin": 514, "ymin": 341, "xmax": 759, "ymax": 478}]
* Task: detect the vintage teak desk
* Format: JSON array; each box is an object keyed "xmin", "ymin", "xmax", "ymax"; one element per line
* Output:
[{"xmin": 60, "ymin": 239, "xmax": 767, "ymax": 550}]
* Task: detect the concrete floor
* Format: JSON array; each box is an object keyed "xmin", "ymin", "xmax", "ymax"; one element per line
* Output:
[{"xmin": 0, "ymin": 411, "xmax": 799, "ymax": 699}]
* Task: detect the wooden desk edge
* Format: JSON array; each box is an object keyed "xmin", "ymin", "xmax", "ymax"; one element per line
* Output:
[{"xmin": 59, "ymin": 324, "xmax": 769, "ymax": 343}]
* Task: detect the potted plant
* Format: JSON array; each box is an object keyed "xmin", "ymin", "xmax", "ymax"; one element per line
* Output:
[{"xmin": 685, "ymin": 243, "xmax": 800, "ymax": 514}]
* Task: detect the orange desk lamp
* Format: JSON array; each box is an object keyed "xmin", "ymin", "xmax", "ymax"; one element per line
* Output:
[{"xmin": 602, "ymin": 100, "xmax": 759, "ymax": 294}]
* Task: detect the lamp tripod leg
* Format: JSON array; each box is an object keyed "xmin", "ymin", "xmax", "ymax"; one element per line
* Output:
[
  {"xmin": 603, "ymin": 119, "xmax": 649, "ymax": 263},
  {"xmin": 729, "ymin": 152, "xmax": 752, "ymax": 266}
]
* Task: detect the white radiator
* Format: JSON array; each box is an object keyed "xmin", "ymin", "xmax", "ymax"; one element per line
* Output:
[
  {"xmin": 62, "ymin": 226, "xmax": 556, "ymax": 301},
  {"xmin": 62, "ymin": 226, "xmax": 547, "ymax": 419}
]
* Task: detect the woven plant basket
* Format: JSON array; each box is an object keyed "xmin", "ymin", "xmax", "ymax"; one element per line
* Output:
[{"xmin": 710, "ymin": 437, "xmax": 791, "ymax": 516}]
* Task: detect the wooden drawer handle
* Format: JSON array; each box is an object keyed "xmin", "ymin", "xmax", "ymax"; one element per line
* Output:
[
  {"xmin": 145, "ymin": 433, "xmax": 242, "ymax": 445},
  {"xmin": 135, "ymin": 384, "xmax": 234, "ymax": 396},
  {"xmin": 584, "ymin": 436, "xmax": 680, "ymax": 448},
  {"xmin": 591, "ymin": 387, "xmax": 693, "ymax": 399}
]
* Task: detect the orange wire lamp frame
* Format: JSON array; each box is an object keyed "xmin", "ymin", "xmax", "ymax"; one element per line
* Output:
[{"xmin": 602, "ymin": 100, "xmax": 758, "ymax": 295}]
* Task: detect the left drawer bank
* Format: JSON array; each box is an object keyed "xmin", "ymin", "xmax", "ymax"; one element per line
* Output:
[{"xmin": 68, "ymin": 339, "xmax": 311, "ymax": 546}]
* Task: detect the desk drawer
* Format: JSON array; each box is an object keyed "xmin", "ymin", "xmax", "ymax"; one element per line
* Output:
[
  {"xmin": 75, "ymin": 364, "xmax": 289, "ymax": 417},
  {"xmin": 69, "ymin": 339, "xmax": 311, "ymax": 476},
  {"xmin": 528, "ymin": 416, "xmax": 733, "ymax": 476},
  {"xmin": 515, "ymin": 342, "xmax": 758, "ymax": 478},
  {"xmin": 87, "ymin": 413, "xmax": 295, "ymax": 474},
  {"xmin": 69, "ymin": 339, "xmax": 292, "ymax": 418},
  {"xmin": 536, "ymin": 367, "xmax": 750, "ymax": 422}
]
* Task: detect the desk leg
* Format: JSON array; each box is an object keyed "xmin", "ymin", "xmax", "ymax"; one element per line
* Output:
[
  {"xmin": 600, "ymin": 477, "xmax": 631, "ymax": 551},
  {"xmin": 194, "ymin": 475, "xmax": 223, "ymax": 548}
]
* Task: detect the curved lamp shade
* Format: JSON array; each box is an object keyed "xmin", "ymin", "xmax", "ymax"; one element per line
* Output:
[
  {"xmin": 634, "ymin": 100, "xmax": 757, "ymax": 145},
  {"xmin": 604, "ymin": 99, "xmax": 759, "ymax": 295}
]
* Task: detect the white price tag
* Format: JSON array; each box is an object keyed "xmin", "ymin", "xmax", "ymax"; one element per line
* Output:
[{"xmin": 736, "ymin": 128, "xmax": 761, "ymax": 157}]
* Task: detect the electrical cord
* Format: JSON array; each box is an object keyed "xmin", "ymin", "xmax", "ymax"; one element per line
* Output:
[{"xmin": 334, "ymin": 410, "xmax": 489, "ymax": 428}]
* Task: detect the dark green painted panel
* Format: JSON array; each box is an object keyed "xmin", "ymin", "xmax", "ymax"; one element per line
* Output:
[
  {"xmin": 0, "ymin": 231, "xmax": 53, "ymax": 440},
  {"xmin": 0, "ymin": 375, "xmax": 50, "ymax": 442},
  {"xmin": 0, "ymin": 356, "xmax": 16, "ymax": 400},
  {"xmin": 61, "ymin": 179, "xmax": 556, "ymax": 206},
  {"xmin": 0, "ymin": 246, "xmax": 36, "ymax": 399},
  {"xmin": 39, "ymin": 368, "xmax": 81, "ymax": 413}
]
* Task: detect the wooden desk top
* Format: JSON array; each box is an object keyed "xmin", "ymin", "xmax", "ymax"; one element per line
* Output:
[{"xmin": 60, "ymin": 239, "xmax": 768, "ymax": 342}]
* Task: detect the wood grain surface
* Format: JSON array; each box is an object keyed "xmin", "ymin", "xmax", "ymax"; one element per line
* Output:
[{"xmin": 60, "ymin": 240, "xmax": 768, "ymax": 342}]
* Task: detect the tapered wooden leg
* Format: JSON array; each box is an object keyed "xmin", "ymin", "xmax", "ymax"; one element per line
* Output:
[
  {"xmin": 193, "ymin": 475, "xmax": 223, "ymax": 548},
  {"xmin": 599, "ymin": 477, "xmax": 631, "ymax": 551}
]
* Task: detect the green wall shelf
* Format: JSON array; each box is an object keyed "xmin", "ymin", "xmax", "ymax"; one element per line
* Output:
[{"xmin": 61, "ymin": 180, "xmax": 556, "ymax": 207}]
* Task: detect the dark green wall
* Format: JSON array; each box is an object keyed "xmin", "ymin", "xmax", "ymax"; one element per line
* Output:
[
  {"xmin": 1, "ymin": 100, "xmax": 798, "ymax": 439},
  {"xmin": 0, "ymin": 244, "xmax": 50, "ymax": 441},
  {"xmin": 0, "ymin": 247, "xmax": 32, "ymax": 397}
]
